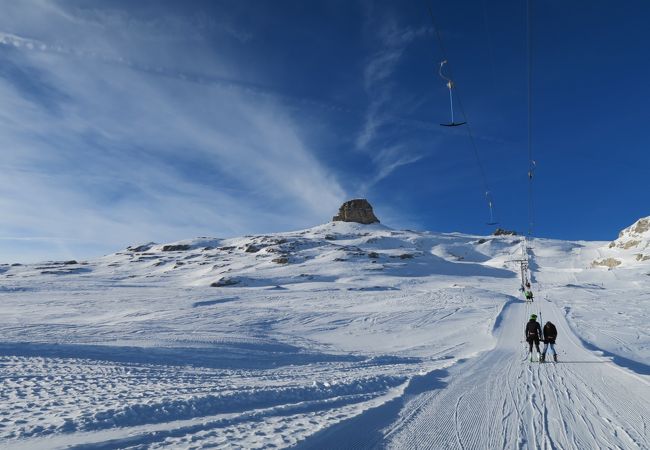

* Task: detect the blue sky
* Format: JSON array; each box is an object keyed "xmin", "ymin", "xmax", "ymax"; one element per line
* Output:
[{"xmin": 1, "ymin": 0, "xmax": 648, "ymax": 263}]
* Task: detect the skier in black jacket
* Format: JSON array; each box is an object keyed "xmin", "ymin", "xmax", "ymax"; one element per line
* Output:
[
  {"xmin": 525, "ymin": 314, "xmax": 542, "ymax": 361},
  {"xmin": 541, "ymin": 321, "xmax": 558, "ymax": 362}
]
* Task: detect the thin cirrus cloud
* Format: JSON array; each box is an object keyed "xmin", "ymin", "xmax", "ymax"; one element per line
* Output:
[
  {"xmin": 355, "ymin": 8, "xmax": 430, "ymax": 193},
  {"xmin": 0, "ymin": 2, "xmax": 346, "ymax": 263}
]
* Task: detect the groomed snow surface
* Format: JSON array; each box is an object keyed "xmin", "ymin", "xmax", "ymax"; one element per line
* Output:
[{"xmin": 0, "ymin": 221, "xmax": 648, "ymax": 449}]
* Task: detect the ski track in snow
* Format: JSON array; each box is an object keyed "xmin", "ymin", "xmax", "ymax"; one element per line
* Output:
[
  {"xmin": 380, "ymin": 300, "xmax": 650, "ymax": 450},
  {"xmin": 294, "ymin": 299, "xmax": 650, "ymax": 450},
  {"xmin": 0, "ymin": 354, "xmax": 417, "ymax": 449},
  {"xmin": 0, "ymin": 221, "xmax": 648, "ymax": 448}
]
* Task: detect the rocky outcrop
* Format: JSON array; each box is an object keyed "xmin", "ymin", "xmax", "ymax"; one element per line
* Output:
[
  {"xmin": 210, "ymin": 277, "xmax": 239, "ymax": 287},
  {"xmin": 332, "ymin": 199, "xmax": 379, "ymax": 224},
  {"xmin": 493, "ymin": 228, "xmax": 517, "ymax": 236},
  {"xmin": 608, "ymin": 217, "xmax": 650, "ymax": 251},
  {"xmin": 621, "ymin": 217, "xmax": 650, "ymax": 236},
  {"xmin": 127, "ymin": 243, "xmax": 155, "ymax": 253},
  {"xmin": 162, "ymin": 244, "xmax": 191, "ymax": 252},
  {"xmin": 594, "ymin": 216, "xmax": 650, "ymax": 267},
  {"xmin": 592, "ymin": 258, "xmax": 622, "ymax": 269}
]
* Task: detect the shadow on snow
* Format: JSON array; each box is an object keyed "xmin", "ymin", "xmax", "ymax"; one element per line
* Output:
[
  {"xmin": 293, "ymin": 367, "xmax": 451, "ymax": 450},
  {"xmin": 0, "ymin": 341, "xmax": 369, "ymax": 370}
]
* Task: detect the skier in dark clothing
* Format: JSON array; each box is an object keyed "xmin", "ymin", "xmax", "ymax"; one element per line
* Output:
[
  {"xmin": 541, "ymin": 321, "xmax": 558, "ymax": 362},
  {"xmin": 525, "ymin": 314, "xmax": 542, "ymax": 361}
]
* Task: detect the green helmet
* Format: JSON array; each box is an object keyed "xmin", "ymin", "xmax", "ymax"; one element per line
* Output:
[{"xmin": 530, "ymin": 314, "xmax": 537, "ymax": 320}]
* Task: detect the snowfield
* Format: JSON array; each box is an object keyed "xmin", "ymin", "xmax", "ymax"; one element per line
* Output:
[{"xmin": 0, "ymin": 220, "xmax": 648, "ymax": 449}]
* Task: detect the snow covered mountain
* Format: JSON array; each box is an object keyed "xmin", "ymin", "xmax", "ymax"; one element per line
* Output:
[
  {"xmin": 590, "ymin": 216, "xmax": 650, "ymax": 268},
  {"xmin": 0, "ymin": 218, "xmax": 648, "ymax": 449},
  {"xmin": 3, "ymin": 222, "xmax": 522, "ymax": 288}
]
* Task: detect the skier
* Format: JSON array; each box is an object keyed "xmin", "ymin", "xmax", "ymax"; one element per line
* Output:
[
  {"xmin": 525, "ymin": 290, "xmax": 534, "ymax": 302},
  {"xmin": 525, "ymin": 314, "xmax": 542, "ymax": 361},
  {"xmin": 541, "ymin": 321, "xmax": 558, "ymax": 362}
]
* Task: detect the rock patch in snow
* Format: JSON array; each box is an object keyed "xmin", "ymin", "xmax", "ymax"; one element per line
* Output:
[{"xmin": 591, "ymin": 257, "xmax": 622, "ymax": 269}]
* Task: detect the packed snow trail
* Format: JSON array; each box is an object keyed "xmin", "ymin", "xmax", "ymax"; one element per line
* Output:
[
  {"xmin": 298, "ymin": 298, "xmax": 650, "ymax": 449},
  {"xmin": 386, "ymin": 298, "xmax": 650, "ymax": 449}
]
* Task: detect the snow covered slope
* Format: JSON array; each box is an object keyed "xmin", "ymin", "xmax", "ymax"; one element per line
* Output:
[
  {"xmin": 0, "ymin": 220, "xmax": 648, "ymax": 449},
  {"xmin": 2, "ymin": 221, "xmax": 519, "ymax": 290}
]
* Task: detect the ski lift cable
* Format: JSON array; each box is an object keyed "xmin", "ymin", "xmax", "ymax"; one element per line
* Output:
[
  {"xmin": 527, "ymin": 0, "xmax": 535, "ymax": 236},
  {"xmin": 480, "ymin": 0, "xmax": 499, "ymax": 90},
  {"xmin": 427, "ymin": 5, "xmax": 497, "ymax": 225}
]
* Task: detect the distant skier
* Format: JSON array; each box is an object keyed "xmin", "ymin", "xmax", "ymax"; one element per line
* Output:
[
  {"xmin": 525, "ymin": 314, "xmax": 542, "ymax": 361},
  {"xmin": 525, "ymin": 290, "xmax": 534, "ymax": 302},
  {"xmin": 541, "ymin": 321, "xmax": 558, "ymax": 362}
]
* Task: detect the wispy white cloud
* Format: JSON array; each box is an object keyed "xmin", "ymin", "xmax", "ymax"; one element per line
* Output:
[
  {"xmin": 357, "ymin": 144, "xmax": 426, "ymax": 196},
  {"xmin": 355, "ymin": 9, "xmax": 430, "ymax": 193},
  {"xmin": 0, "ymin": 1, "xmax": 345, "ymax": 262},
  {"xmin": 372, "ymin": 145, "xmax": 424, "ymax": 181}
]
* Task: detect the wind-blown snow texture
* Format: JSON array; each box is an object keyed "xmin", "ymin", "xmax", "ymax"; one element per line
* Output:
[{"xmin": 0, "ymin": 220, "xmax": 648, "ymax": 449}]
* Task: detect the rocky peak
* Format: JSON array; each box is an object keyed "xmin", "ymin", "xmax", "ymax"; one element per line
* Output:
[
  {"xmin": 593, "ymin": 216, "xmax": 650, "ymax": 268},
  {"xmin": 617, "ymin": 217, "xmax": 650, "ymax": 239},
  {"xmin": 332, "ymin": 199, "xmax": 380, "ymax": 224},
  {"xmin": 609, "ymin": 216, "xmax": 650, "ymax": 250}
]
